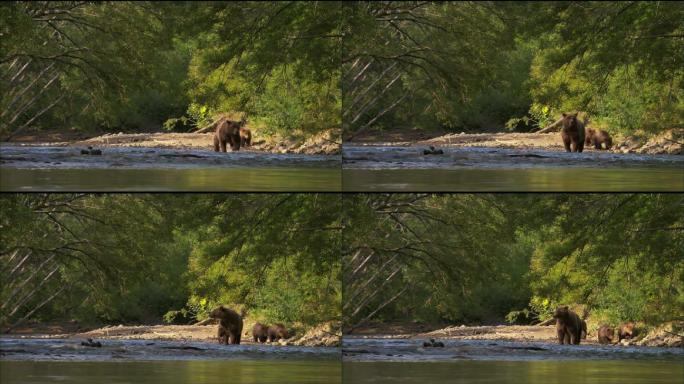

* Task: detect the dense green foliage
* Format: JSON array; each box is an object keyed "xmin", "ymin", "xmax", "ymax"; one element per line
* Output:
[
  {"xmin": 0, "ymin": 194, "xmax": 341, "ymax": 329},
  {"xmin": 0, "ymin": 2, "xmax": 341, "ymax": 141},
  {"xmin": 342, "ymin": 194, "xmax": 684, "ymax": 330},
  {"xmin": 4, "ymin": 2, "xmax": 679, "ymax": 141},
  {"xmin": 344, "ymin": 1, "xmax": 684, "ymax": 138}
]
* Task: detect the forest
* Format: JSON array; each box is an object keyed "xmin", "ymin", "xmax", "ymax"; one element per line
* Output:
[
  {"xmin": 0, "ymin": 194, "xmax": 341, "ymax": 331},
  {"xmin": 0, "ymin": 2, "xmax": 341, "ymax": 141},
  {"xmin": 3, "ymin": 2, "xmax": 680, "ymax": 144},
  {"xmin": 344, "ymin": 1, "xmax": 683, "ymax": 139},
  {"xmin": 342, "ymin": 194, "xmax": 684, "ymax": 332}
]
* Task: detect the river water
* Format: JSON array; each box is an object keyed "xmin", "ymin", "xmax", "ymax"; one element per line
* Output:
[
  {"xmin": 0, "ymin": 145, "xmax": 341, "ymax": 191},
  {"xmin": 0, "ymin": 338, "xmax": 340, "ymax": 384},
  {"xmin": 2, "ymin": 337, "xmax": 681, "ymax": 383},
  {"xmin": 342, "ymin": 338, "xmax": 684, "ymax": 383},
  {"xmin": 343, "ymin": 145, "xmax": 684, "ymax": 191}
]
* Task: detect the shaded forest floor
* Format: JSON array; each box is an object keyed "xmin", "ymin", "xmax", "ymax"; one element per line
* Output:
[
  {"xmin": 9, "ymin": 129, "xmax": 341, "ymax": 155},
  {"xmin": 348, "ymin": 323, "xmax": 682, "ymax": 348},
  {"xmin": 348, "ymin": 128, "xmax": 683, "ymax": 155},
  {"xmin": 5, "ymin": 321, "xmax": 341, "ymax": 347}
]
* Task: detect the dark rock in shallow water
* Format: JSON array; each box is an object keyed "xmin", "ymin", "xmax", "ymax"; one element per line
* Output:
[
  {"xmin": 423, "ymin": 146, "xmax": 444, "ymax": 155},
  {"xmin": 81, "ymin": 146, "xmax": 102, "ymax": 155},
  {"xmin": 423, "ymin": 338, "xmax": 445, "ymax": 348},
  {"xmin": 81, "ymin": 338, "xmax": 102, "ymax": 348}
]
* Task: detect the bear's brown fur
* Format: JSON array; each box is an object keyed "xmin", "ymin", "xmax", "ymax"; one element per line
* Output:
[
  {"xmin": 553, "ymin": 306, "xmax": 583, "ymax": 345},
  {"xmin": 598, "ymin": 325, "xmax": 615, "ymax": 344},
  {"xmin": 618, "ymin": 322, "xmax": 635, "ymax": 341},
  {"xmin": 239, "ymin": 127, "xmax": 252, "ymax": 148},
  {"xmin": 209, "ymin": 305, "xmax": 243, "ymax": 345},
  {"xmin": 252, "ymin": 322, "xmax": 269, "ymax": 343},
  {"xmin": 585, "ymin": 127, "xmax": 613, "ymax": 150},
  {"xmin": 267, "ymin": 323, "xmax": 290, "ymax": 342},
  {"xmin": 213, "ymin": 119, "xmax": 243, "ymax": 152},
  {"xmin": 580, "ymin": 319, "xmax": 587, "ymax": 340},
  {"xmin": 560, "ymin": 113, "xmax": 586, "ymax": 153}
]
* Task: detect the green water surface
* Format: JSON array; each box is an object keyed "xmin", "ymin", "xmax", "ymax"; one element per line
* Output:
[
  {"xmin": 343, "ymin": 360, "xmax": 683, "ymax": 384},
  {"xmin": 343, "ymin": 168, "xmax": 684, "ymax": 191},
  {"xmin": 0, "ymin": 167, "xmax": 341, "ymax": 191},
  {"xmin": 0, "ymin": 360, "xmax": 341, "ymax": 384}
]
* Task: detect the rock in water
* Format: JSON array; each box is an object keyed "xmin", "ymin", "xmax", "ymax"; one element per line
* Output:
[
  {"xmin": 81, "ymin": 338, "xmax": 102, "ymax": 347},
  {"xmin": 422, "ymin": 146, "xmax": 444, "ymax": 155},
  {"xmin": 423, "ymin": 338, "xmax": 445, "ymax": 347}
]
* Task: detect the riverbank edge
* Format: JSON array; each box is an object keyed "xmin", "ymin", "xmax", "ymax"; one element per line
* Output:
[
  {"xmin": 345, "ymin": 323, "xmax": 682, "ymax": 348},
  {"xmin": 2, "ymin": 321, "xmax": 341, "ymax": 348},
  {"xmin": 345, "ymin": 129, "xmax": 683, "ymax": 155}
]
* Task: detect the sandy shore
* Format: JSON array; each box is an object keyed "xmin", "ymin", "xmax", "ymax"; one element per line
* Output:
[
  {"xmin": 348, "ymin": 128, "xmax": 683, "ymax": 155},
  {"xmin": 348, "ymin": 323, "xmax": 682, "ymax": 348},
  {"xmin": 9, "ymin": 129, "xmax": 341, "ymax": 156},
  {"xmin": 5, "ymin": 322, "xmax": 341, "ymax": 347}
]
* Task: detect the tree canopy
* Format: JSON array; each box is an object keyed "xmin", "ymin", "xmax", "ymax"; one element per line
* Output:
[
  {"xmin": 342, "ymin": 194, "xmax": 684, "ymax": 331},
  {"xmin": 0, "ymin": 1, "xmax": 341, "ymax": 141},
  {"xmin": 0, "ymin": 194, "xmax": 341, "ymax": 330},
  {"xmin": 343, "ymin": 1, "xmax": 684, "ymax": 139}
]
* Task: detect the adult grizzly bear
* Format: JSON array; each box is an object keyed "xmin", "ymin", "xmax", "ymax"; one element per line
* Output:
[
  {"xmin": 209, "ymin": 305, "xmax": 243, "ymax": 345},
  {"xmin": 239, "ymin": 127, "xmax": 252, "ymax": 148},
  {"xmin": 213, "ymin": 119, "xmax": 243, "ymax": 152},
  {"xmin": 560, "ymin": 113, "xmax": 586, "ymax": 153},
  {"xmin": 598, "ymin": 325, "xmax": 615, "ymax": 344},
  {"xmin": 618, "ymin": 322, "xmax": 635, "ymax": 341},
  {"xmin": 553, "ymin": 306, "xmax": 583, "ymax": 345},
  {"xmin": 585, "ymin": 128, "xmax": 613, "ymax": 150},
  {"xmin": 252, "ymin": 322, "xmax": 269, "ymax": 343},
  {"xmin": 267, "ymin": 323, "xmax": 290, "ymax": 342}
]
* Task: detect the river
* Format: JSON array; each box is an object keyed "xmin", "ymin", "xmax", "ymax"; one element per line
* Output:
[
  {"xmin": 0, "ymin": 145, "xmax": 341, "ymax": 191},
  {"xmin": 342, "ymin": 337, "xmax": 683, "ymax": 383},
  {"xmin": 343, "ymin": 145, "xmax": 684, "ymax": 191},
  {"xmin": 0, "ymin": 338, "xmax": 340, "ymax": 384}
]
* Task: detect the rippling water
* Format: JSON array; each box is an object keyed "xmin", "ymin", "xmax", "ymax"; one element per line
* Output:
[
  {"xmin": 342, "ymin": 145, "xmax": 684, "ymax": 191},
  {"xmin": 343, "ymin": 361, "xmax": 683, "ymax": 384},
  {"xmin": 0, "ymin": 338, "xmax": 341, "ymax": 383},
  {"xmin": 1, "ymin": 360, "xmax": 341, "ymax": 384},
  {"xmin": 342, "ymin": 338, "xmax": 683, "ymax": 383},
  {"xmin": 0, "ymin": 145, "xmax": 341, "ymax": 191}
]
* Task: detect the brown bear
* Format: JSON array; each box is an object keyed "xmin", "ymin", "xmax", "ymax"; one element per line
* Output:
[
  {"xmin": 213, "ymin": 119, "xmax": 243, "ymax": 152},
  {"xmin": 267, "ymin": 323, "xmax": 290, "ymax": 342},
  {"xmin": 560, "ymin": 113, "xmax": 586, "ymax": 153},
  {"xmin": 618, "ymin": 322, "xmax": 635, "ymax": 341},
  {"xmin": 239, "ymin": 127, "xmax": 252, "ymax": 148},
  {"xmin": 209, "ymin": 305, "xmax": 243, "ymax": 345},
  {"xmin": 553, "ymin": 306, "xmax": 583, "ymax": 345},
  {"xmin": 598, "ymin": 325, "xmax": 615, "ymax": 344},
  {"xmin": 252, "ymin": 322, "xmax": 269, "ymax": 343},
  {"xmin": 585, "ymin": 127, "xmax": 613, "ymax": 150}
]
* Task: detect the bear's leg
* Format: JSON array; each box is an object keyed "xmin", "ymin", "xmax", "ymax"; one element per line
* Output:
[
  {"xmin": 213, "ymin": 136, "xmax": 220, "ymax": 152},
  {"xmin": 220, "ymin": 139, "xmax": 227, "ymax": 152},
  {"xmin": 557, "ymin": 329, "xmax": 566, "ymax": 344},
  {"xmin": 562, "ymin": 134, "xmax": 572, "ymax": 152}
]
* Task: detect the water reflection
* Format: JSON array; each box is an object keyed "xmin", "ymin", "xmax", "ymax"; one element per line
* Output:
[
  {"xmin": 0, "ymin": 360, "xmax": 341, "ymax": 384},
  {"xmin": 0, "ymin": 168, "xmax": 341, "ymax": 191},
  {"xmin": 343, "ymin": 168, "xmax": 684, "ymax": 191},
  {"xmin": 343, "ymin": 361, "xmax": 683, "ymax": 384}
]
